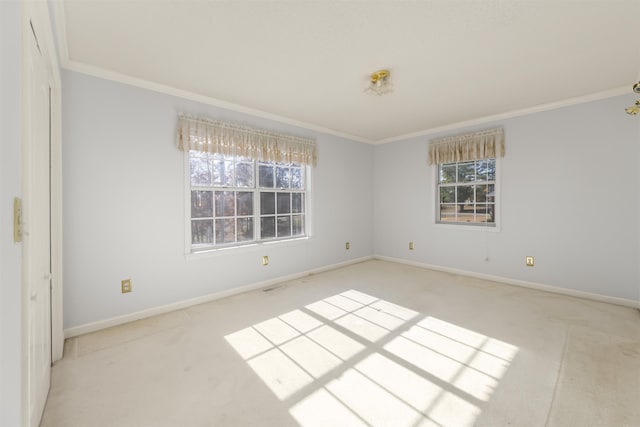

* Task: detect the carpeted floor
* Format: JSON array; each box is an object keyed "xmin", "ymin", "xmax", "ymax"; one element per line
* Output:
[{"xmin": 41, "ymin": 260, "xmax": 640, "ymax": 426}]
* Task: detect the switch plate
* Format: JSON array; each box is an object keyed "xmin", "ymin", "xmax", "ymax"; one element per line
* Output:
[
  {"xmin": 409, "ymin": 241, "xmax": 414, "ymax": 250},
  {"xmin": 345, "ymin": 242, "xmax": 350, "ymax": 250},
  {"xmin": 121, "ymin": 279, "xmax": 132, "ymax": 293},
  {"xmin": 525, "ymin": 256, "xmax": 535, "ymax": 267},
  {"xmin": 262, "ymin": 255, "xmax": 269, "ymax": 266}
]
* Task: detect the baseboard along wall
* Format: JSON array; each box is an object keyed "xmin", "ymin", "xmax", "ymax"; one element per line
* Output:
[
  {"xmin": 65, "ymin": 254, "xmax": 638, "ymax": 338},
  {"xmin": 374, "ymin": 255, "xmax": 639, "ymax": 309},
  {"xmin": 63, "ymin": 256, "xmax": 374, "ymax": 338}
]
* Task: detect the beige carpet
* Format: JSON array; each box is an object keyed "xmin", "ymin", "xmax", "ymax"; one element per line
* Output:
[{"xmin": 42, "ymin": 260, "xmax": 640, "ymax": 426}]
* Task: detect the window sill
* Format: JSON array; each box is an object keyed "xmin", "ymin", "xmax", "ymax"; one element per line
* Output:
[
  {"xmin": 434, "ymin": 222, "xmax": 501, "ymax": 232},
  {"xmin": 185, "ymin": 236, "xmax": 311, "ymax": 261}
]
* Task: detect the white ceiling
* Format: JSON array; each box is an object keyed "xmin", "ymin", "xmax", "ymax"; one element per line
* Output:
[{"xmin": 55, "ymin": 0, "xmax": 640, "ymax": 143}]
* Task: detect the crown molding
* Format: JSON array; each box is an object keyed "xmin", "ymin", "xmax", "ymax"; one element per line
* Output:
[
  {"xmin": 62, "ymin": 59, "xmax": 374, "ymax": 144},
  {"xmin": 62, "ymin": 59, "xmax": 633, "ymax": 147},
  {"xmin": 375, "ymin": 86, "xmax": 630, "ymax": 145}
]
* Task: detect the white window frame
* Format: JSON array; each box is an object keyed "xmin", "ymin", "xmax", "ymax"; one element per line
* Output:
[
  {"xmin": 433, "ymin": 157, "xmax": 501, "ymax": 232},
  {"xmin": 184, "ymin": 151, "xmax": 313, "ymax": 256}
]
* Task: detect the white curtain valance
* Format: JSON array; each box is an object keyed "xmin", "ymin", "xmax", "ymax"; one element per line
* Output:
[
  {"xmin": 428, "ymin": 127, "xmax": 504, "ymax": 165},
  {"xmin": 177, "ymin": 115, "xmax": 317, "ymax": 166}
]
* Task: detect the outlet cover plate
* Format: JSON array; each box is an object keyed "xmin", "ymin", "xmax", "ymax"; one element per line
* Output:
[
  {"xmin": 525, "ymin": 256, "xmax": 535, "ymax": 267},
  {"xmin": 121, "ymin": 279, "xmax": 132, "ymax": 293}
]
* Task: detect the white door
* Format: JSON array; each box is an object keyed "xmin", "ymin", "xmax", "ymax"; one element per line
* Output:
[{"xmin": 24, "ymin": 18, "xmax": 52, "ymax": 427}]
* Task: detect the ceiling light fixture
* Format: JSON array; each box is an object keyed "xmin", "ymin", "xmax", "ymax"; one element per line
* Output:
[
  {"xmin": 625, "ymin": 100, "xmax": 640, "ymax": 115},
  {"xmin": 365, "ymin": 69, "xmax": 392, "ymax": 96},
  {"xmin": 625, "ymin": 81, "xmax": 640, "ymax": 115}
]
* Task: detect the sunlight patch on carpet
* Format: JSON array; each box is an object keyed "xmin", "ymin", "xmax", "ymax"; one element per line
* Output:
[{"xmin": 225, "ymin": 290, "xmax": 518, "ymax": 426}]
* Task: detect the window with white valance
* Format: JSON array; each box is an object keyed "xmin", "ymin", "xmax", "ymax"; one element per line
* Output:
[
  {"xmin": 177, "ymin": 114, "xmax": 317, "ymax": 166},
  {"xmin": 429, "ymin": 127, "xmax": 504, "ymax": 228},
  {"xmin": 177, "ymin": 115, "xmax": 316, "ymax": 252}
]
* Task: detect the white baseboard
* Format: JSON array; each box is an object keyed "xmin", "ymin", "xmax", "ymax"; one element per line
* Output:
[
  {"xmin": 64, "ymin": 256, "xmax": 373, "ymax": 338},
  {"xmin": 374, "ymin": 255, "xmax": 639, "ymax": 309}
]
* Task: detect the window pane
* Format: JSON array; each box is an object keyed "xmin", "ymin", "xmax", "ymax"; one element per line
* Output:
[
  {"xmin": 457, "ymin": 162, "xmax": 475, "ymax": 182},
  {"xmin": 475, "ymin": 204, "xmax": 493, "ymax": 222},
  {"xmin": 439, "ymin": 187, "xmax": 455, "ymax": 203},
  {"xmin": 457, "ymin": 186, "xmax": 474, "ymax": 204},
  {"xmin": 292, "ymin": 193, "xmax": 304, "ymax": 213},
  {"xmin": 276, "ymin": 166, "xmax": 291, "ymax": 189},
  {"xmin": 475, "ymin": 184, "xmax": 495, "ymax": 203},
  {"xmin": 436, "ymin": 158, "xmax": 496, "ymax": 227},
  {"xmin": 476, "ymin": 160, "xmax": 489, "ymax": 182},
  {"xmin": 260, "ymin": 192, "xmax": 275, "ymax": 215},
  {"xmin": 192, "ymin": 220, "xmax": 213, "ymax": 244},
  {"xmin": 439, "ymin": 164, "xmax": 456, "ymax": 184},
  {"xmin": 191, "ymin": 190, "xmax": 213, "ymax": 218},
  {"xmin": 291, "ymin": 167, "xmax": 303, "ymax": 189},
  {"xmin": 215, "ymin": 218, "xmax": 235, "ymax": 244},
  {"xmin": 487, "ymin": 184, "xmax": 495, "ymax": 202},
  {"xmin": 213, "ymin": 159, "xmax": 234, "ymax": 187},
  {"xmin": 236, "ymin": 162, "xmax": 254, "ymax": 188},
  {"xmin": 259, "ymin": 164, "xmax": 274, "ymax": 188},
  {"xmin": 487, "ymin": 158, "xmax": 496, "ymax": 181},
  {"xmin": 277, "ymin": 216, "xmax": 291, "ymax": 237},
  {"xmin": 215, "ymin": 191, "xmax": 235, "ymax": 217},
  {"xmin": 292, "ymin": 215, "xmax": 304, "ymax": 235},
  {"xmin": 476, "ymin": 184, "xmax": 489, "ymax": 202},
  {"xmin": 189, "ymin": 156, "xmax": 308, "ymax": 248},
  {"xmin": 189, "ymin": 153, "xmax": 212, "ymax": 185},
  {"xmin": 457, "ymin": 204, "xmax": 473, "ymax": 222},
  {"xmin": 277, "ymin": 192, "xmax": 291, "ymax": 214},
  {"xmin": 237, "ymin": 191, "xmax": 253, "ymax": 216},
  {"xmin": 439, "ymin": 204, "xmax": 456, "ymax": 222},
  {"xmin": 261, "ymin": 217, "xmax": 275, "ymax": 239},
  {"xmin": 475, "ymin": 213, "xmax": 491, "ymax": 223},
  {"xmin": 237, "ymin": 218, "xmax": 253, "ymax": 241}
]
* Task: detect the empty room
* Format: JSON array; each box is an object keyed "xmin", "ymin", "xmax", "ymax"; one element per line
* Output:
[{"xmin": 1, "ymin": 1, "xmax": 639, "ymax": 426}]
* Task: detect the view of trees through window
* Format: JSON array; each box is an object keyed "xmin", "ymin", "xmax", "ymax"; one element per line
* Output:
[
  {"xmin": 437, "ymin": 158, "xmax": 496, "ymax": 225},
  {"xmin": 189, "ymin": 151, "xmax": 306, "ymax": 250}
]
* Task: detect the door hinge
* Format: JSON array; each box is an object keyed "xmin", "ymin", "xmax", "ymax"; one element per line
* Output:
[{"xmin": 13, "ymin": 198, "xmax": 23, "ymax": 243}]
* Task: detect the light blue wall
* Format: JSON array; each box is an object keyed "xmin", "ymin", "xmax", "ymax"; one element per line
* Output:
[
  {"xmin": 62, "ymin": 69, "xmax": 638, "ymax": 330},
  {"xmin": 0, "ymin": 1, "xmax": 23, "ymax": 425},
  {"xmin": 374, "ymin": 94, "xmax": 640, "ymax": 301},
  {"xmin": 62, "ymin": 70, "xmax": 374, "ymax": 329}
]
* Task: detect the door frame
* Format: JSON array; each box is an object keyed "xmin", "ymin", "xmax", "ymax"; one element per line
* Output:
[{"xmin": 21, "ymin": 1, "xmax": 63, "ymax": 425}]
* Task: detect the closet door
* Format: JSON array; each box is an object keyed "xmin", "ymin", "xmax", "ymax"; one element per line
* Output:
[{"xmin": 24, "ymin": 15, "xmax": 52, "ymax": 427}]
